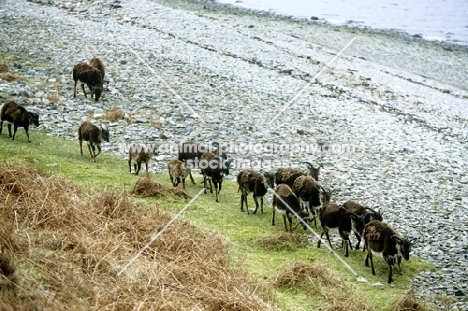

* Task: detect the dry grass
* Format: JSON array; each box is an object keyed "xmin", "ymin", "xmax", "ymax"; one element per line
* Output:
[
  {"xmin": 0, "ymin": 64, "xmax": 10, "ymax": 72},
  {"xmin": 0, "ymin": 165, "xmax": 274, "ymax": 310},
  {"xmin": 0, "ymin": 63, "xmax": 23, "ymax": 82},
  {"xmin": 46, "ymin": 90, "xmax": 62, "ymax": 104},
  {"xmin": 273, "ymin": 262, "xmax": 374, "ymax": 311},
  {"xmin": 0, "ymin": 73, "xmax": 22, "ymax": 82},
  {"xmin": 103, "ymin": 107, "xmax": 125, "ymax": 122},
  {"xmin": 393, "ymin": 290, "xmax": 427, "ymax": 311},
  {"xmin": 255, "ymin": 232, "xmax": 309, "ymax": 251},
  {"xmin": 130, "ymin": 177, "xmax": 192, "ymax": 200},
  {"xmin": 273, "ymin": 262, "xmax": 341, "ymax": 290}
]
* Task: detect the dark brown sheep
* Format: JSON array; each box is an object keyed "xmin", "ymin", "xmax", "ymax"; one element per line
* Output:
[
  {"xmin": 73, "ymin": 62, "xmax": 103, "ymax": 101},
  {"xmin": 236, "ymin": 169, "xmax": 269, "ymax": 215},
  {"xmin": 199, "ymin": 152, "xmax": 233, "ymax": 202},
  {"xmin": 78, "ymin": 121, "xmax": 109, "ymax": 162},
  {"xmin": 0, "ymin": 101, "xmax": 39, "ymax": 142},
  {"xmin": 343, "ymin": 200, "xmax": 384, "ymax": 250},
  {"xmin": 363, "ymin": 220, "xmax": 411, "ymax": 284},
  {"xmin": 272, "ymin": 184, "xmax": 308, "ymax": 232},
  {"xmin": 292, "ymin": 175, "xmax": 321, "ymax": 226},
  {"xmin": 177, "ymin": 141, "xmax": 224, "ymax": 184},
  {"xmin": 317, "ymin": 203, "xmax": 365, "ymax": 257},
  {"xmin": 89, "ymin": 57, "xmax": 105, "ymax": 80},
  {"xmin": 274, "ymin": 162, "xmax": 321, "ymax": 189}
]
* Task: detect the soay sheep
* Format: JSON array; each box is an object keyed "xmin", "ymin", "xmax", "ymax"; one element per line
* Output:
[
  {"xmin": 177, "ymin": 141, "xmax": 225, "ymax": 184},
  {"xmin": 167, "ymin": 159, "xmax": 191, "ymax": 189},
  {"xmin": 271, "ymin": 184, "xmax": 308, "ymax": 232},
  {"xmin": 343, "ymin": 200, "xmax": 383, "ymax": 250},
  {"xmin": 89, "ymin": 57, "xmax": 109, "ymax": 90},
  {"xmin": 199, "ymin": 152, "xmax": 233, "ymax": 202},
  {"xmin": 236, "ymin": 169, "xmax": 269, "ymax": 215},
  {"xmin": 363, "ymin": 220, "xmax": 411, "ymax": 283},
  {"xmin": 128, "ymin": 143, "xmax": 154, "ymax": 176},
  {"xmin": 73, "ymin": 58, "xmax": 104, "ymax": 101},
  {"xmin": 274, "ymin": 162, "xmax": 322, "ymax": 188},
  {"xmin": 0, "ymin": 101, "xmax": 39, "ymax": 142},
  {"xmin": 78, "ymin": 121, "xmax": 109, "ymax": 162},
  {"xmin": 292, "ymin": 175, "xmax": 322, "ymax": 227},
  {"xmin": 317, "ymin": 203, "xmax": 366, "ymax": 257}
]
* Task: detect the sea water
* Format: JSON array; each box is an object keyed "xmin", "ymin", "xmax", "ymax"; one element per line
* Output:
[{"xmin": 217, "ymin": 0, "xmax": 468, "ymax": 46}]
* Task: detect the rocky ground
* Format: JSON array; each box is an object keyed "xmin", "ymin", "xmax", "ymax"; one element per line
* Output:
[{"xmin": 1, "ymin": 0, "xmax": 468, "ymax": 308}]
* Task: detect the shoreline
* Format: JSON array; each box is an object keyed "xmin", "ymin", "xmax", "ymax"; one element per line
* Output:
[
  {"xmin": 156, "ymin": 0, "xmax": 468, "ymax": 51},
  {"xmin": 1, "ymin": 0, "xmax": 468, "ymax": 308},
  {"xmin": 213, "ymin": 0, "xmax": 468, "ymax": 48}
]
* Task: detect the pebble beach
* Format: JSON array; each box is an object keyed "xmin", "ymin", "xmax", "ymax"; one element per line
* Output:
[{"xmin": 1, "ymin": 0, "xmax": 468, "ymax": 308}]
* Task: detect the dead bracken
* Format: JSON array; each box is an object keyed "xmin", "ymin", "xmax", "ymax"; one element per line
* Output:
[{"xmin": 0, "ymin": 165, "xmax": 272, "ymax": 310}]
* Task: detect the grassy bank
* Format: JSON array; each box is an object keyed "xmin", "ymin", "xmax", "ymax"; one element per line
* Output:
[{"xmin": 0, "ymin": 129, "xmax": 434, "ymax": 310}]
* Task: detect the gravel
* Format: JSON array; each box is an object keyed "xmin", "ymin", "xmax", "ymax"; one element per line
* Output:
[{"xmin": 1, "ymin": 0, "xmax": 468, "ymax": 308}]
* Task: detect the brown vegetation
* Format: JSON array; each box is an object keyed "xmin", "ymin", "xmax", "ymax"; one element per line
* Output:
[
  {"xmin": 0, "ymin": 63, "xmax": 23, "ymax": 82},
  {"xmin": 254, "ymin": 232, "xmax": 309, "ymax": 251},
  {"xmin": 273, "ymin": 262, "xmax": 373, "ymax": 311},
  {"xmin": 0, "ymin": 64, "xmax": 9, "ymax": 72},
  {"xmin": 393, "ymin": 290, "xmax": 427, "ymax": 311},
  {"xmin": 0, "ymin": 165, "xmax": 273, "ymax": 310},
  {"xmin": 103, "ymin": 107, "xmax": 125, "ymax": 122},
  {"xmin": 130, "ymin": 177, "xmax": 191, "ymax": 200}
]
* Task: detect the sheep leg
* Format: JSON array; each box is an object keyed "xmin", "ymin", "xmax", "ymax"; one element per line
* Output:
[
  {"xmin": 354, "ymin": 232, "xmax": 361, "ymax": 250},
  {"xmin": 80, "ymin": 139, "xmax": 83, "ymax": 155},
  {"xmin": 253, "ymin": 195, "xmax": 260, "ymax": 215},
  {"xmin": 271, "ymin": 207, "xmax": 276, "ymax": 226},
  {"xmin": 324, "ymin": 227, "xmax": 334, "ymax": 250},
  {"xmin": 240, "ymin": 189, "xmax": 247, "ymax": 213},
  {"xmin": 317, "ymin": 231, "xmax": 324, "ymax": 248},
  {"xmin": 87, "ymin": 144, "xmax": 96, "ymax": 162},
  {"xmin": 135, "ymin": 163, "xmax": 141, "ymax": 175},
  {"xmin": 23, "ymin": 126, "xmax": 30, "ymax": 142},
  {"xmin": 189, "ymin": 171, "xmax": 196, "ymax": 184},
  {"xmin": 387, "ymin": 262, "xmax": 394, "ymax": 284},
  {"xmin": 73, "ymin": 80, "xmax": 77, "ymax": 97},
  {"xmin": 282, "ymin": 214, "xmax": 289, "ymax": 232},
  {"xmin": 0, "ymin": 120, "xmax": 3, "ymax": 134},
  {"xmin": 397, "ymin": 256, "xmax": 403, "ymax": 275},
  {"xmin": 145, "ymin": 163, "xmax": 149, "ymax": 177},
  {"xmin": 259, "ymin": 197, "xmax": 264, "ymax": 215},
  {"xmin": 11, "ymin": 124, "xmax": 19, "ymax": 140},
  {"xmin": 11, "ymin": 124, "xmax": 18, "ymax": 140},
  {"xmin": 81, "ymin": 83, "xmax": 88, "ymax": 98},
  {"xmin": 182, "ymin": 177, "xmax": 185, "ymax": 189},
  {"xmin": 368, "ymin": 252, "xmax": 376, "ymax": 275},
  {"xmin": 312, "ymin": 211, "xmax": 317, "ymax": 227},
  {"xmin": 215, "ymin": 184, "xmax": 220, "ymax": 202},
  {"xmin": 186, "ymin": 160, "xmax": 196, "ymax": 184},
  {"xmin": 88, "ymin": 85, "xmax": 93, "ymax": 99},
  {"xmin": 343, "ymin": 239, "xmax": 349, "ymax": 257},
  {"xmin": 207, "ymin": 178, "xmax": 213, "ymax": 194},
  {"xmin": 7, "ymin": 124, "xmax": 12, "ymax": 137},
  {"xmin": 95, "ymin": 145, "xmax": 101, "ymax": 157}
]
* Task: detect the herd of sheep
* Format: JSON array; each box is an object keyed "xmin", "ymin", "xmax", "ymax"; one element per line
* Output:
[{"xmin": 0, "ymin": 57, "xmax": 412, "ymax": 285}]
